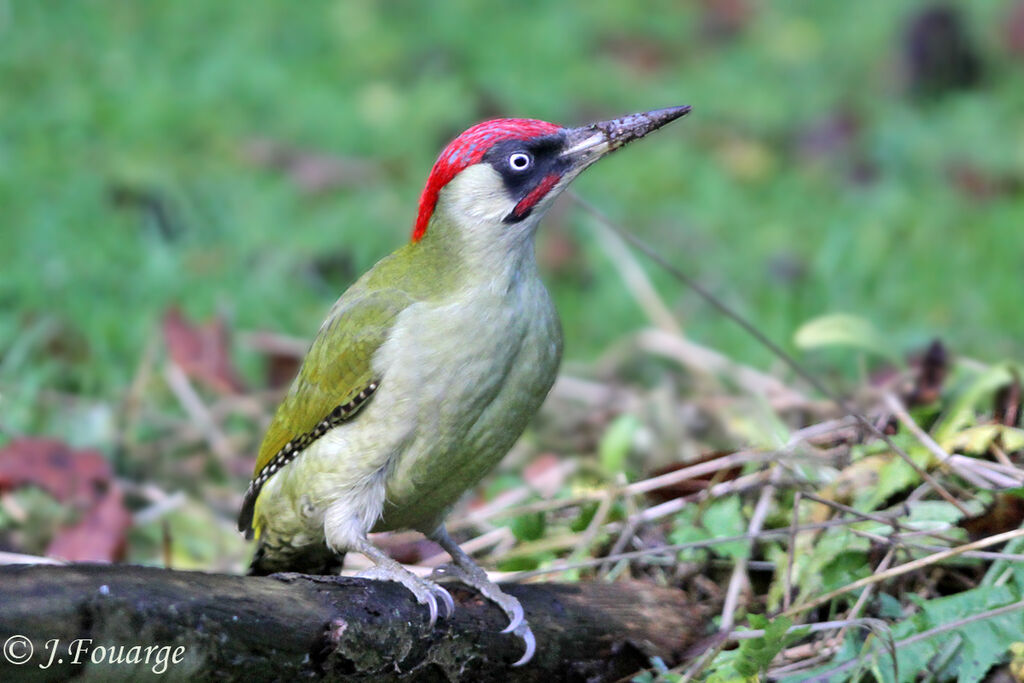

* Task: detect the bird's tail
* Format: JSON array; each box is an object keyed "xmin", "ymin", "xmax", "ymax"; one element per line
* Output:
[{"xmin": 247, "ymin": 541, "xmax": 347, "ymax": 577}]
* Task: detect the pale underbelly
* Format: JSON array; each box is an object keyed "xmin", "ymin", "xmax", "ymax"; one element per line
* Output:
[
  {"xmin": 257, "ymin": 281, "xmax": 562, "ymax": 551},
  {"xmin": 379, "ymin": 333, "xmax": 559, "ymax": 530}
]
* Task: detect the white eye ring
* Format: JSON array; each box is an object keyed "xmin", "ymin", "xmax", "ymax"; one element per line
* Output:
[{"xmin": 508, "ymin": 152, "xmax": 532, "ymax": 171}]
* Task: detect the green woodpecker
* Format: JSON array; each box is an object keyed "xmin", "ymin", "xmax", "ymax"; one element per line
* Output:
[{"xmin": 238, "ymin": 105, "xmax": 691, "ymax": 664}]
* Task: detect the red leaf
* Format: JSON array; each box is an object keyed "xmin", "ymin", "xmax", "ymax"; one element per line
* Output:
[
  {"xmin": 46, "ymin": 485, "xmax": 131, "ymax": 563},
  {"xmin": 162, "ymin": 307, "xmax": 246, "ymax": 395},
  {"xmin": 0, "ymin": 439, "xmax": 132, "ymax": 562},
  {"xmin": 0, "ymin": 439, "xmax": 111, "ymax": 504}
]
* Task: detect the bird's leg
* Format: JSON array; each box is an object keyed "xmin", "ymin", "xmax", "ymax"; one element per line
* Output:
[
  {"xmin": 428, "ymin": 525, "xmax": 536, "ymax": 666},
  {"xmin": 351, "ymin": 536, "xmax": 454, "ymax": 628}
]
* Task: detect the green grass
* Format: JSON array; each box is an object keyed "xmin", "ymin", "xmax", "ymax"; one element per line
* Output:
[{"xmin": 2, "ymin": 0, "xmax": 1023, "ymax": 425}]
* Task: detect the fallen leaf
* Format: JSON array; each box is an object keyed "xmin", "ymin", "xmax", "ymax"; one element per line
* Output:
[
  {"xmin": 0, "ymin": 439, "xmax": 131, "ymax": 562},
  {"xmin": 46, "ymin": 484, "xmax": 130, "ymax": 562},
  {"xmin": 961, "ymin": 494, "xmax": 1024, "ymax": 541},
  {"xmin": 644, "ymin": 451, "xmax": 742, "ymax": 504},
  {"xmin": 0, "ymin": 439, "xmax": 111, "ymax": 504},
  {"xmin": 162, "ymin": 307, "xmax": 246, "ymax": 395}
]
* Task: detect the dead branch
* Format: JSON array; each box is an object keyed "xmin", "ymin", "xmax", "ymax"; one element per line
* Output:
[{"xmin": 0, "ymin": 564, "xmax": 706, "ymax": 682}]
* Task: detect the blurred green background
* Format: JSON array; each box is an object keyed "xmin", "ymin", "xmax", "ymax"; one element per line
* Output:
[{"xmin": 2, "ymin": 0, "xmax": 1023, "ymax": 429}]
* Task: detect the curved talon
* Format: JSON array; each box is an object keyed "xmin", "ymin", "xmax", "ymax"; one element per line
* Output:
[
  {"xmin": 425, "ymin": 591, "xmax": 438, "ymax": 628},
  {"xmin": 433, "ymin": 583, "xmax": 455, "ymax": 618},
  {"xmin": 512, "ymin": 624, "xmax": 536, "ymax": 667},
  {"xmin": 422, "ymin": 531, "xmax": 535, "ymax": 663},
  {"xmin": 500, "ymin": 599, "xmax": 525, "ymax": 634}
]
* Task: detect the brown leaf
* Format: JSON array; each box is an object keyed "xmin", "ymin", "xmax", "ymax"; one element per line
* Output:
[
  {"xmin": 644, "ymin": 451, "xmax": 741, "ymax": 504},
  {"xmin": 0, "ymin": 439, "xmax": 112, "ymax": 504},
  {"xmin": 0, "ymin": 439, "xmax": 132, "ymax": 562},
  {"xmin": 960, "ymin": 494, "xmax": 1024, "ymax": 541},
  {"xmin": 162, "ymin": 307, "xmax": 246, "ymax": 395},
  {"xmin": 46, "ymin": 484, "xmax": 131, "ymax": 563}
]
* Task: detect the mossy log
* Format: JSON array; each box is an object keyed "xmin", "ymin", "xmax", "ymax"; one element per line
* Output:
[{"xmin": 0, "ymin": 564, "xmax": 706, "ymax": 682}]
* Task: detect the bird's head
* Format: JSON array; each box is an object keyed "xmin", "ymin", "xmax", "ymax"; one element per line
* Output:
[{"xmin": 412, "ymin": 106, "xmax": 691, "ymax": 248}]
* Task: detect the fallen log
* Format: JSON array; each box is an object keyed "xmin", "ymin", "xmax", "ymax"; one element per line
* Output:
[{"xmin": 0, "ymin": 564, "xmax": 706, "ymax": 682}]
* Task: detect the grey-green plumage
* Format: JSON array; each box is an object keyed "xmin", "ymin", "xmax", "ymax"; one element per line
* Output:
[{"xmin": 238, "ymin": 106, "xmax": 691, "ymax": 663}]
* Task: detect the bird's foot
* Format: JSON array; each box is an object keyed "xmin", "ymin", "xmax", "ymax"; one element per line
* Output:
[
  {"xmin": 357, "ymin": 564, "xmax": 454, "ymax": 628},
  {"xmin": 430, "ymin": 562, "xmax": 536, "ymax": 666}
]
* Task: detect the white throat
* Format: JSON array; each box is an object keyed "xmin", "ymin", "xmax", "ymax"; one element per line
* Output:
[{"xmin": 433, "ymin": 164, "xmax": 547, "ymax": 281}]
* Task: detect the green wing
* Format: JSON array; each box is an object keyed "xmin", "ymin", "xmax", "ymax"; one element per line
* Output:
[{"xmin": 237, "ymin": 287, "xmax": 414, "ymax": 535}]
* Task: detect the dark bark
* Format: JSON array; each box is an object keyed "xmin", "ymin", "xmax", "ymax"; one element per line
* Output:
[{"xmin": 0, "ymin": 564, "xmax": 706, "ymax": 682}]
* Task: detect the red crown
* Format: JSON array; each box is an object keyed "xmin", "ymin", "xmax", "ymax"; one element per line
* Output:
[{"xmin": 412, "ymin": 118, "xmax": 561, "ymax": 241}]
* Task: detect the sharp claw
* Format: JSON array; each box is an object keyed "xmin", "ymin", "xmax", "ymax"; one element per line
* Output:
[
  {"xmin": 434, "ymin": 584, "xmax": 455, "ymax": 618},
  {"xmin": 426, "ymin": 592, "xmax": 438, "ymax": 628},
  {"xmin": 512, "ymin": 625, "xmax": 536, "ymax": 667},
  {"xmin": 500, "ymin": 599, "xmax": 525, "ymax": 634}
]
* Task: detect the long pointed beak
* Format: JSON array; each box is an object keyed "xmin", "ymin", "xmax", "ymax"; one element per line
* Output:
[{"xmin": 559, "ymin": 105, "xmax": 692, "ymax": 170}]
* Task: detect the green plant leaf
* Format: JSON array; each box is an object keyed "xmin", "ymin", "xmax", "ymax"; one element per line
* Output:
[
  {"xmin": 598, "ymin": 414, "xmax": 639, "ymax": 476},
  {"xmin": 702, "ymin": 495, "xmax": 749, "ymax": 560},
  {"xmin": 710, "ymin": 615, "xmax": 808, "ymax": 682},
  {"xmin": 853, "ymin": 585, "xmax": 1024, "ymax": 683},
  {"xmin": 932, "ymin": 363, "xmax": 1019, "ymax": 445},
  {"xmin": 794, "ymin": 313, "xmax": 898, "ymax": 362},
  {"xmin": 510, "ymin": 511, "xmax": 546, "ymax": 542}
]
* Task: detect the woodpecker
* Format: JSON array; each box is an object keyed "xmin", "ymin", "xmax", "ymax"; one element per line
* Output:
[{"xmin": 238, "ymin": 105, "xmax": 691, "ymax": 665}]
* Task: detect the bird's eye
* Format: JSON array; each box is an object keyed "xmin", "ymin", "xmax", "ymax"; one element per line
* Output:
[{"xmin": 508, "ymin": 152, "xmax": 533, "ymax": 172}]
